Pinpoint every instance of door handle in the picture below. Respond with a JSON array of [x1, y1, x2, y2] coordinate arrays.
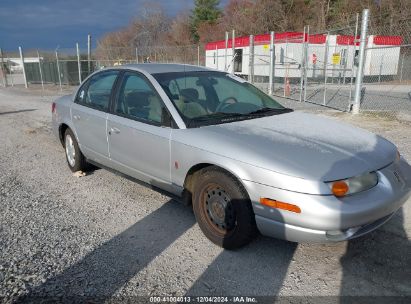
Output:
[[73, 115, 80, 120], [108, 127, 120, 135]]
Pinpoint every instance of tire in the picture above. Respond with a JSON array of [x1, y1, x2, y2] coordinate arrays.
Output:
[[64, 128, 88, 172], [192, 166, 257, 249]]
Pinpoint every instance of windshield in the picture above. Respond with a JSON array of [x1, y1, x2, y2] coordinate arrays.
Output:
[[152, 71, 292, 127]]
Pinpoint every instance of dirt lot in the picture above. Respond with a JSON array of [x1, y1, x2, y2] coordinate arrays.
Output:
[[0, 86, 410, 302]]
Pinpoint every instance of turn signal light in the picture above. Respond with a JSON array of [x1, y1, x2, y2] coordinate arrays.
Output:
[[260, 198, 301, 213], [331, 181, 349, 197]]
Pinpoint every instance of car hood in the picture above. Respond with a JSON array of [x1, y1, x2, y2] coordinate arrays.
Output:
[[187, 112, 396, 181]]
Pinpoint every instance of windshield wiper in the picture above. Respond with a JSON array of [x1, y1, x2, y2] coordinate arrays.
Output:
[[188, 112, 246, 127], [247, 107, 293, 116]]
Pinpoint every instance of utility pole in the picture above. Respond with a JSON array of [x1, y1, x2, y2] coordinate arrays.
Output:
[[19, 47, 28, 88], [224, 31, 228, 71], [231, 30, 235, 75], [87, 34, 91, 75], [269, 31, 275, 95], [76, 43, 82, 84], [352, 9, 369, 114], [37, 50, 44, 90], [248, 35, 254, 83]]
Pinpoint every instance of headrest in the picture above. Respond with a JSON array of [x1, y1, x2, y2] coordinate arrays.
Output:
[[126, 91, 150, 107], [180, 88, 199, 101]]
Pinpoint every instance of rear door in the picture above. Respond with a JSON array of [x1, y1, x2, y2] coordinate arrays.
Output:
[[71, 70, 119, 165], [107, 71, 173, 189]]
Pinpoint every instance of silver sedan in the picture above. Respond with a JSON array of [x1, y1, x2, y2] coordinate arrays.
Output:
[[52, 64, 411, 249]]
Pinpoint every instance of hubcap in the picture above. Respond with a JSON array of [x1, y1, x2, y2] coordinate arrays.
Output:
[[203, 186, 236, 233], [65, 134, 76, 167]]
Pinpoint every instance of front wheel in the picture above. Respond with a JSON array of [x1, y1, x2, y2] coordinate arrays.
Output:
[[192, 167, 257, 249], [64, 128, 88, 172]]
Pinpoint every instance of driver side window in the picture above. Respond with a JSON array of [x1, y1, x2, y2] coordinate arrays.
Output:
[[115, 72, 166, 125]]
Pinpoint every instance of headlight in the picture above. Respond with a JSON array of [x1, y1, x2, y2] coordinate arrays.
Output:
[[327, 172, 378, 197]]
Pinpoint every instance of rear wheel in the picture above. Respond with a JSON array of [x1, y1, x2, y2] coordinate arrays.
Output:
[[192, 167, 257, 249], [64, 128, 88, 172]]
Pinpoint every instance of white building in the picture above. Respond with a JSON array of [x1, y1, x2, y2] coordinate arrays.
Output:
[[4, 57, 41, 72], [205, 32, 402, 79]]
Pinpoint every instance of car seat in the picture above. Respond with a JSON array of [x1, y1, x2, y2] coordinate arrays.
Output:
[[175, 88, 207, 118]]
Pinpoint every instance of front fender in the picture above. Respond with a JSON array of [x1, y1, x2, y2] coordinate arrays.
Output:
[[170, 138, 330, 195]]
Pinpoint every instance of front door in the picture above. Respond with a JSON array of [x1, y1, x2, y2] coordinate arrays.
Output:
[[107, 71, 172, 188]]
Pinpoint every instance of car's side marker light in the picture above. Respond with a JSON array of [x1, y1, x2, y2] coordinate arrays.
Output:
[[331, 181, 349, 197], [260, 198, 301, 213]]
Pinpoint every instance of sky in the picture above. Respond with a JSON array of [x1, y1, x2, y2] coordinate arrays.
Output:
[[0, 0, 227, 51]]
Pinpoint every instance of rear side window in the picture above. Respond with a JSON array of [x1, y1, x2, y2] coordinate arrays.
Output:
[[76, 71, 119, 111]]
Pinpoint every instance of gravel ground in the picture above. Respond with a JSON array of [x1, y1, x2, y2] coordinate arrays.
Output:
[[0, 86, 410, 303]]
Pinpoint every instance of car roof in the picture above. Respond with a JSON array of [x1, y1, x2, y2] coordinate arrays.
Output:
[[118, 63, 214, 74]]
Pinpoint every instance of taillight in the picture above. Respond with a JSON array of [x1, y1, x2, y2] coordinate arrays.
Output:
[[52, 102, 56, 114]]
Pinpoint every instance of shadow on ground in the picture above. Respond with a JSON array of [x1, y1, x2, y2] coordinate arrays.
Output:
[[186, 236, 297, 296], [19, 199, 195, 301], [0, 109, 37, 115], [340, 208, 411, 299], [18, 190, 409, 301]]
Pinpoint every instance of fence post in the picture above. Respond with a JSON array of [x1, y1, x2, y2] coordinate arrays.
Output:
[[0, 48, 7, 87], [378, 54, 384, 83], [231, 29, 235, 75], [19, 47, 28, 88], [352, 9, 369, 114], [197, 45, 200, 66], [283, 36, 289, 97], [249, 35, 254, 83], [269, 31, 275, 95], [87, 34, 91, 74], [349, 12, 359, 102], [8, 60, 14, 86], [224, 31, 228, 71], [55, 50, 62, 91], [136, 47, 139, 63], [323, 32, 330, 105], [303, 25, 310, 102], [215, 45, 219, 70], [37, 50, 44, 90], [76, 43, 82, 84], [399, 53, 405, 82], [299, 27, 306, 102]]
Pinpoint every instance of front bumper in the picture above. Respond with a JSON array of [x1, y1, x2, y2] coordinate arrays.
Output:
[[255, 210, 397, 242], [245, 157, 411, 242]]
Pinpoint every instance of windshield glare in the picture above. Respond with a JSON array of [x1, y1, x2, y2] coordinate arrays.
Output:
[[152, 71, 289, 127]]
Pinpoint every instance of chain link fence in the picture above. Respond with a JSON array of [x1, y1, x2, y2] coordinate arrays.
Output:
[[203, 11, 411, 119], [1, 9, 410, 119], [358, 18, 411, 118], [303, 20, 360, 112], [0, 44, 203, 91]]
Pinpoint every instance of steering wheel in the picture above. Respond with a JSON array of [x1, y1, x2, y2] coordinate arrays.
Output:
[[215, 97, 238, 112]]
